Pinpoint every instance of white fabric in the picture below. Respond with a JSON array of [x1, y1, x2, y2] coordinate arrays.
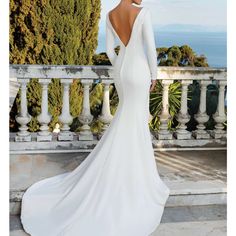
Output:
[[106, 7, 158, 80], [20, 6, 170, 236]]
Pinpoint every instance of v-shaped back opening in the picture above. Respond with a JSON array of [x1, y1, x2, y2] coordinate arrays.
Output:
[[107, 7, 144, 48]]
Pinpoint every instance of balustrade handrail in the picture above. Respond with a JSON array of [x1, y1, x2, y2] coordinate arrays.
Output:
[[9, 64, 227, 81], [9, 64, 227, 147]]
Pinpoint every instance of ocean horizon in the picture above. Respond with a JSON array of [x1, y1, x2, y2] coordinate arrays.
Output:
[[96, 31, 227, 68]]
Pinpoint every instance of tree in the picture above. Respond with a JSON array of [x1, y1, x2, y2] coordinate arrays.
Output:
[[157, 45, 209, 67], [10, 0, 101, 131]]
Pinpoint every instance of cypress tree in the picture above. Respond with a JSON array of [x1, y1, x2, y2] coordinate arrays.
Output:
[[10, 0, 101, 131]]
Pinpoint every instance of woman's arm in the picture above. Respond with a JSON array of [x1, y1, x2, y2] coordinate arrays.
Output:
[[106, 16, 118, 66], [142, 9, 158, 82]]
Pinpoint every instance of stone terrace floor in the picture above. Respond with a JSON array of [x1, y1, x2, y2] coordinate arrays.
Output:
[[10, 150, 227, 236], [156, 149, 226, 185]]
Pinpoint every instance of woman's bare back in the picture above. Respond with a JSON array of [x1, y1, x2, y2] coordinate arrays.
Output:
[[108, 5, 143, 47]]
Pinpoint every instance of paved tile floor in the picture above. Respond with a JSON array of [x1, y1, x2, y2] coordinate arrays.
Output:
[[151, 220, 226, 236], [10, 220, 226, 236], [155, 150, 226, 183]]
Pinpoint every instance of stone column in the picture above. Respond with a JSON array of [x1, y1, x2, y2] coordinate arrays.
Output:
[[156, 80, 173, 140], [212, 80, 227, 138], [15, 79, 32, 142], [78, 79, 94, 140], [192, 80, 211, 139], [98, 80, 114, 139], [58, 79, 73, 141], [174, 80, 192, 139], [37, 79, 52, 141]]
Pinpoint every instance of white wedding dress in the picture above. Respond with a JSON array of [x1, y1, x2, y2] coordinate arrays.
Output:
[[20, 6, 170, 236]]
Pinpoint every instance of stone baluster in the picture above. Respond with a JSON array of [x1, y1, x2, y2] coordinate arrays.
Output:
[[15, 79, 32, 142], [98, 80, 114, 139], [37, 79, 52, 141], [174, 80, 192, 139], [58, 79, 73, 141], [192, 80, 211, 139], [156, 80, 173, 140], [78, 79, 94, 140], [212, 80, 227, 138]]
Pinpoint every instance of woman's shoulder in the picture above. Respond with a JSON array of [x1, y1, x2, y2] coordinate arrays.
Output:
[[130, 6, 148, 16], [107, 5, 147, 17], [106, 6, 149, 26]]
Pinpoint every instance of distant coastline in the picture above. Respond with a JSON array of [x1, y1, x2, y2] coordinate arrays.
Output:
[[156, 24, 226, 33], [96, 24, 227, 68]]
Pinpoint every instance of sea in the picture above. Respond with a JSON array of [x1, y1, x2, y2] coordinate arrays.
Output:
[[96, 31, 227, 68]]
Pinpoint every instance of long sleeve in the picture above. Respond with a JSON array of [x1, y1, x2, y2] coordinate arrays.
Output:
[[142, 9, 158, 81], [106, 17, 118, 66]]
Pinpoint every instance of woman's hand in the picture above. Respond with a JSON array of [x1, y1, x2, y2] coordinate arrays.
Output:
[[149, 79, 157, 92]]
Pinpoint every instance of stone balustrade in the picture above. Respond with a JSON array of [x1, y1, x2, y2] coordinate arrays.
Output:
[[9, 64, 227, 152]]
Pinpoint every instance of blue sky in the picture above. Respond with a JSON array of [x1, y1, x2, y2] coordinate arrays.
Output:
[[101, 0, 226, 28]]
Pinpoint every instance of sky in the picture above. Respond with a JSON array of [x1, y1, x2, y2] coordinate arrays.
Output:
[[100, 0, 227, 28]]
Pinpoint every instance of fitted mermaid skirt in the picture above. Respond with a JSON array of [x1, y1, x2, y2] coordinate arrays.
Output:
[[20, 7, 170, 236]]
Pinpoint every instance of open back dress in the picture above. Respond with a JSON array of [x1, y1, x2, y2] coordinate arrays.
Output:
[[20, 6, 170, 236]]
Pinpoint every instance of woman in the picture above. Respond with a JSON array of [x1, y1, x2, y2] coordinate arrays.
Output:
[[20, 0, 170, 235]]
